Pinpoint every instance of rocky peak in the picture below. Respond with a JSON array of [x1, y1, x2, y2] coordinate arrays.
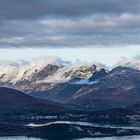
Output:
[[30, 64, 61, 81], [89, 68, 107, 81]]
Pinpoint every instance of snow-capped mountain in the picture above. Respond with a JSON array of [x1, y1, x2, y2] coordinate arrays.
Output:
[[2, 57, 140, 111], [28, 65, 140, 111], [0, 57, 105, 92], [0, 56, 63, 84]]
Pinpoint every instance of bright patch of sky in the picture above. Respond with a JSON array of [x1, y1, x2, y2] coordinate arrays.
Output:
[[0, 45, 140, 67]]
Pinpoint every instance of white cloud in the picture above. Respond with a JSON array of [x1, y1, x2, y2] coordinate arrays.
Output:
[[0, 37, 25, 45]]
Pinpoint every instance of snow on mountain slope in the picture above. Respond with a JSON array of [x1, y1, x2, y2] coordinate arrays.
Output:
[[1, 56, 140, 84], [38, 60, 101, 83], [0, 56, 64, 84], [1, 56, 140, 93], [0, 57, 103, 86]]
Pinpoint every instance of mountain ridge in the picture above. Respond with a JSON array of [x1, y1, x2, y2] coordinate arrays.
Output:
[[1, 59, 140, 111], [0, 87, 66, 116]]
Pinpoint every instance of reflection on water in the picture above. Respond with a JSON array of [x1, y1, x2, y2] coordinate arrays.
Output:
[[75, 135, 140, 140], [1, 136, 140, 140]]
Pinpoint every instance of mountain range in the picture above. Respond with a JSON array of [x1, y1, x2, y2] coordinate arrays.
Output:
[[1, 59, 140, 139], [1, 59, 140, 111]]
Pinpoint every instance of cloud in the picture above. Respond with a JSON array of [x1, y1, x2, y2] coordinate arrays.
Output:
[[133, 52, 140, 61], [113, 52, 140, 70], [0, 0, 140, 19], [0, 37, 25, 46], [0, 0, 140, 48]]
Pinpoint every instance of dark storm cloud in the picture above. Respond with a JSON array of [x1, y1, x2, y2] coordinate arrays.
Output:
[[0, 0, 140, 48], [0, 0, 140, 19]]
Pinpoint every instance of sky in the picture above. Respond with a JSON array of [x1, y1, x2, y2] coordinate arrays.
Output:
[[0, 0, 140, 66], [1, 46, 140, 67]]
